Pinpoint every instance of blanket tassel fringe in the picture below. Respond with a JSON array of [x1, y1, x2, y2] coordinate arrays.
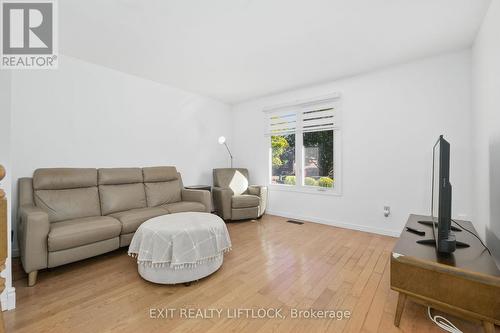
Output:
[[128, 247, 232, 270]]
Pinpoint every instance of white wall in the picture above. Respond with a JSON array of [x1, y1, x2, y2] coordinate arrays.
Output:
[[0, 71, 15, 310], [10, 55, 233, 254], [472, 0, 500, 263], [232, 51, 473, 236]]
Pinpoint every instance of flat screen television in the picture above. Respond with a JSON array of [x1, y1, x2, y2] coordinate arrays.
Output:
[[417, 135, 468, 254]]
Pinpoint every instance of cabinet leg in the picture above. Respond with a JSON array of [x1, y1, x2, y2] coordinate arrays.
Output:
[[28, 271, 38, 287], [394, 293, 406, 327], [483, 321, 495, 333]]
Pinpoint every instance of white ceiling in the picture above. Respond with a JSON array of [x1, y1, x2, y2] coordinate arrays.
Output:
[[60, 0, 491, 104]]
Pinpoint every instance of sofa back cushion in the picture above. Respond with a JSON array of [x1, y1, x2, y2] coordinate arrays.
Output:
[[98, 168, 147, 215], [33, 168, 101, 222], [143, 166, 182, 207], [213, 168, 249, 195]]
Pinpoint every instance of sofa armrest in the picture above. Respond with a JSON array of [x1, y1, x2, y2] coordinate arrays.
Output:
[[18, 205, 50, 273], [181, 189, 211, 213], [248, 185, 268, 217], [212, 187, 233, 220]]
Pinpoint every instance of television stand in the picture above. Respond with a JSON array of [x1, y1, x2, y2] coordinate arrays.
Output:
[[418, 220, 462, 232], [416, 238, 470, 248], [391, 214, 500, 333]]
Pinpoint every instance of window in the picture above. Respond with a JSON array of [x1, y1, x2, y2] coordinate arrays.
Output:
[[303, 130, 334, 188], [266, 94, 341, 193], [271, 133, 295, 185]]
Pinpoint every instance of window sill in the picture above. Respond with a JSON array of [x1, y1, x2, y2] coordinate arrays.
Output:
[[268, 184, 342, 196]]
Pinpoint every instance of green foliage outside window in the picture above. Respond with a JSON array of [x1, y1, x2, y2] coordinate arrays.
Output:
[[284, 176, 296, 185], [318, 177, 334, 188], [271, 134, 296, 184], [271, 136, 289, 167], [271, 131, 334, 188], [304, 177, 318, 186], [303, 130, 334, 180]]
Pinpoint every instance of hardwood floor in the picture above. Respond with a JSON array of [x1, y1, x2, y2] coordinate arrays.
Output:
[[4, 214, 498, 333]]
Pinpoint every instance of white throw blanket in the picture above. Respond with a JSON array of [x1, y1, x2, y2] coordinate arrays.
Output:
[[128, 212, 232, 269]]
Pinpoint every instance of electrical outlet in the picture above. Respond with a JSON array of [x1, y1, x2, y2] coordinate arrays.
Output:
[[384, 206, 390, 217]]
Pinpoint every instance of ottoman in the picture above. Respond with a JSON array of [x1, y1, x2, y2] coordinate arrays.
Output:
[[128, 212, 232, 284]]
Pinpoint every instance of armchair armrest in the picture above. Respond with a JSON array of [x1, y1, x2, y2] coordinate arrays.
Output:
[[18, 205, 50, 273], [181, 189, 211, 213], [212, 187, 234, 220], [248, 185, 268, 217], [247, 185, 267, 196]]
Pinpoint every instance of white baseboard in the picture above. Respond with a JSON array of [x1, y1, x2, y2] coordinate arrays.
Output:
[[1, 286, 16, 311], [266, 210, 401, 237], [11, 247, 19, 258]]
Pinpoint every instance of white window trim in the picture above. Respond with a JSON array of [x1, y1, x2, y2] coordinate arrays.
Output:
[[265, 93, 342, 196]]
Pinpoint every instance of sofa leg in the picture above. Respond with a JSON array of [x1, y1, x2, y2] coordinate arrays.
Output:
[[28, 271, 38, 287]]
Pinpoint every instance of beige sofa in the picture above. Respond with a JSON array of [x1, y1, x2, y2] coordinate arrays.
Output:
[[18, 166, 211, 286], [212, 168, 267, 221]]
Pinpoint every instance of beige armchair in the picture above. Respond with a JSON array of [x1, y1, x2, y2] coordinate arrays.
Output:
[[212, 168, 267, 221]]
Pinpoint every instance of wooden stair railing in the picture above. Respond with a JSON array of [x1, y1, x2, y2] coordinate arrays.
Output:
[[0, 164, 7, 333]]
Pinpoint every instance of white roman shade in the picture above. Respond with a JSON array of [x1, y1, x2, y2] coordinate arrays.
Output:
[[268, 111, 297, 135], [301, 105, 336, 133], [265, 93, 340, 136]]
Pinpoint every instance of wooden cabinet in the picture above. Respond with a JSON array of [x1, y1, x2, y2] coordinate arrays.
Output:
[[391, 214, 500, 333]]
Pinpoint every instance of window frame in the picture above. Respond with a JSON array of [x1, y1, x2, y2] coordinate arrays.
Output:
[[265, 94, 342, 196]]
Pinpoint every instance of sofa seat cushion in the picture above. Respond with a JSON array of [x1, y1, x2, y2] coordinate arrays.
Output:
[[48, 216, 121, 252], [110, 207, 168, 234], [232, 194, 260, 209], [162, 201, 206, 214]]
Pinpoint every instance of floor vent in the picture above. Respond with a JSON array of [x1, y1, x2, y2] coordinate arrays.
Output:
[[287, 220, 304, 225]]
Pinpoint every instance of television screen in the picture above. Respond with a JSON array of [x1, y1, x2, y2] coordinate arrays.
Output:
[[434, 135, 454, 253], [418, 135, 468, 253], [431, 139, 440, 224]]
